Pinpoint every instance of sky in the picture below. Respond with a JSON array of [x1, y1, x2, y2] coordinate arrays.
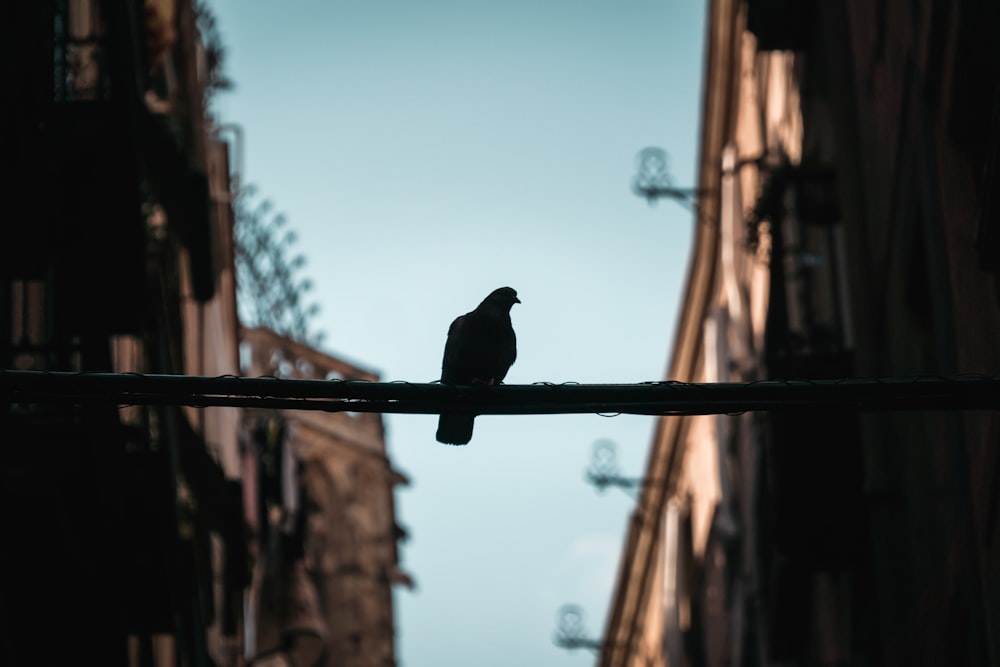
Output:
[[205, 2, 707, 665]]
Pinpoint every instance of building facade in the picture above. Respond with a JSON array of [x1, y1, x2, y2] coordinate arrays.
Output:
[[0, 3, 409, 666], [240, 327, 411, 667], [601, 1, 1000, 665], [2, 1, 248, 664]]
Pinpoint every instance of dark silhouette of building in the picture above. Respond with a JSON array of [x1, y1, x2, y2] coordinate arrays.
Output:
[[602, 1, 1000, 665], [2, 1, 244, 664], [0, 3, 409, 666]]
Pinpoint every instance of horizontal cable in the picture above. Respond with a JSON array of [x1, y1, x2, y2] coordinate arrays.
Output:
[[1, 369, 999, 415]]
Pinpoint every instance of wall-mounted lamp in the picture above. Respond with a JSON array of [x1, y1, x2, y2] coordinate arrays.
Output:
[[631, 147, 703, 210], [585, 440, 663, 498], [553, 604, 603, 654]]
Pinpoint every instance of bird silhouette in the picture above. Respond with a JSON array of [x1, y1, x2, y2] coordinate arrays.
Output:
[[436, 287, 520, 445]]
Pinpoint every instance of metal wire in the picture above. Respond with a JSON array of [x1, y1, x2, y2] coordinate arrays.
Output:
[[1, 369, 998, 415]]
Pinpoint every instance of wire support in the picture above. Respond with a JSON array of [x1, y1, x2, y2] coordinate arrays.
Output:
[[1, 370, 999, 415]]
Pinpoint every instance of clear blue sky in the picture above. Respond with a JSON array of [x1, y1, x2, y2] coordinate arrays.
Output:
[[206, 2, 707, 664]]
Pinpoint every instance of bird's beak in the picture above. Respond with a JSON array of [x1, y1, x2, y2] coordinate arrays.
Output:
[[515, 297, 521, 304]]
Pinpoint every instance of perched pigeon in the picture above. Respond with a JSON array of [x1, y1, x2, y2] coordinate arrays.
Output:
[[436, 287, 520, 445]]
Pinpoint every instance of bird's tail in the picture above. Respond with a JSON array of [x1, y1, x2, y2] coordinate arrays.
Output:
[[436, 414, 475, 445]]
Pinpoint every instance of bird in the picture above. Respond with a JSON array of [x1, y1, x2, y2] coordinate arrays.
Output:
[[436, 287, 520, 445]]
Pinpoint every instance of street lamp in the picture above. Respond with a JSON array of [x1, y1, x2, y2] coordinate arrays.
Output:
[[553, 604, 603, 654], [631, 146, 702, 210], [585, 439, 664, 498]]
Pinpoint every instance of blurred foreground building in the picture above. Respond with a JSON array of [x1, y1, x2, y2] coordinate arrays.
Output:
[[0, 2, 407, 665], [602, 1, 1000, 666]]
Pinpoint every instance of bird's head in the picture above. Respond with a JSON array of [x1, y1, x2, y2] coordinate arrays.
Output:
[[484, 286, 521, 310]]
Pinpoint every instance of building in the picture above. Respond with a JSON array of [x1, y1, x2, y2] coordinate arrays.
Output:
[[2, 0, 247, 664], [240, 327, 411, 667], [0, 2, 409, 666], [601, 1, 1000, 665]]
